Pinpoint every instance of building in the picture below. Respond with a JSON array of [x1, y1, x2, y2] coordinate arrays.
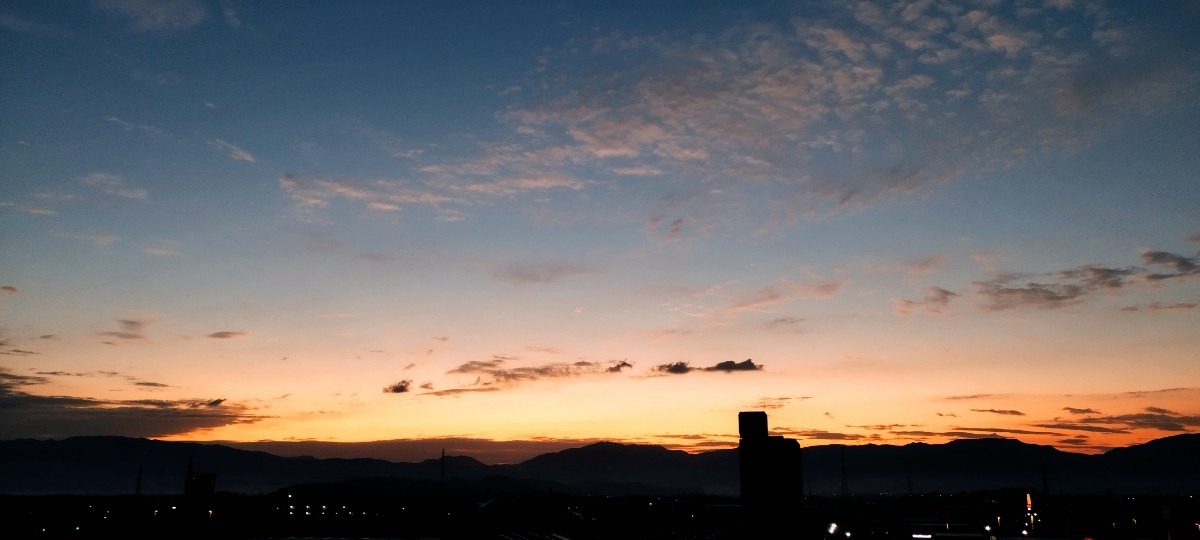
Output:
[[738, 411, 803, 511]]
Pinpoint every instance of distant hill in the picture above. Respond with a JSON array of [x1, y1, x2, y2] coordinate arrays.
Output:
[[1, 434, 1196, 496]]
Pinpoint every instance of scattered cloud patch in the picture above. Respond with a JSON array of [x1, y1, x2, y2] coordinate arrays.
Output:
[[973, 249, 1200, 312], [705, 359, 762, 372], [654, 359, 763, 375], [1030, 422, 1129, 434], [895, 286, 958, 316], [764, 316, 804, 330], [975, 264, 1135, 311], [134, 381, 170, 388], [1141, 250, 1200, 280], [278, 173, 462, 222], [0, 11, 68, 35], [771, 427, 880, 441], [92, 0, 207, 32], [1, 368, 262, 438], [207, 331, 246, 339], [80, 172, 148, 200], [432, 356, 630, 395], [750, 396, 812, 409], [101, 319, 147, 342], [383, 380, 412, 393], [1063, 407, 1100, 415], [607, 360, 633, 372], [944, 394, 1000, 400], [104, 116, 165, 137], [208, 138, 256, 163], [951, 426, 1062, 436], [424, 386, 503, 397], [901, 254, 951, 277], [1077, 406, 1200, 431], [491, 261, 596, 284], [1120, 301, 1198, 312], [20, 204, 56, 215], [970, 408, 1026, 416], [56, 232, 120, 247], [654, 362, 693, 374]]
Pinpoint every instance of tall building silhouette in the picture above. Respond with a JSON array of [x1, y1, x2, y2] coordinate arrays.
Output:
[[738, 411, 803, 512]]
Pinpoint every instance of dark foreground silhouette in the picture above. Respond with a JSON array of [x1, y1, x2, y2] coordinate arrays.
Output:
[[1, 417, 1197, 539], [3, 488, 1197, 540]]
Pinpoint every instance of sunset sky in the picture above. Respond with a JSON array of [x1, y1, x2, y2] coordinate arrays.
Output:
[[2, 0, 1198, 462]]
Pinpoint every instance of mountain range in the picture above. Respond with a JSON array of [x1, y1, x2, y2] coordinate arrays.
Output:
[[1, 434, 1196, 496]]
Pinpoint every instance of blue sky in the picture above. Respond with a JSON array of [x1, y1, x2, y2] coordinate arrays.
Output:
[[1, 0, 1198, 458]]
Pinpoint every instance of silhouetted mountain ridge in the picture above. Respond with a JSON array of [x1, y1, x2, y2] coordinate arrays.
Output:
[[1, 434, 1195, 496]]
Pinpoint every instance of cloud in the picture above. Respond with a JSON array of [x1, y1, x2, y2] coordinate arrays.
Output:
[[20, 205, 56, 215], [1030, 422, 1129, 434], [423, 386, 503, 397], [1141, 250, 1200, 280], [222, 5, 240, 28], [975, 264, 1136, 311], [79, 172, 148, 200], [0, 11, 68, 36], [764, 316, 804, 330], [654, 362, 693, 375], [1076, 406, 1200, 431], [208, 138, 256, 163], [751, 395, 812, 410], [970, 408, 1026, 416], [607, 360, 633, 372], [0, 368, 262, 438], [142, 246, 181, 257], [92, 0, 207, 32], [678, 279, 844, 322], [105, 116, 166, 138], [944, 394, 1001, 400], [490, 261, 596, 284], [383, 380, 412, 393], [55, 232, 120, 247], [895, 286, 958, 316], [433, 357, 630, 395], [413, 0, 1199, 236], [1, 349, 39, 356], [705, 359, 763, 372], [951, 427, 1062, 436], [101, 319, 147, 341], [206, 331, 246, 339], [1062, 407, 1100, 415], [1, 285, 15, 293], [974, 249, 1200, 312], [901, 254, 951, 277], [1120, 301, 1197, 312], [769, 427, 881, 441], [134, 381, 171, 388], [851, 424, 915, 432], [279, 173, 462, 222], [655, 359, 764, 374], [1123, 387, 1195, 397], [0, 368, 49, 390]]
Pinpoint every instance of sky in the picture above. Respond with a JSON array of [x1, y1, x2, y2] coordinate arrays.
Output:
[[1, 0, 1198, 462]]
